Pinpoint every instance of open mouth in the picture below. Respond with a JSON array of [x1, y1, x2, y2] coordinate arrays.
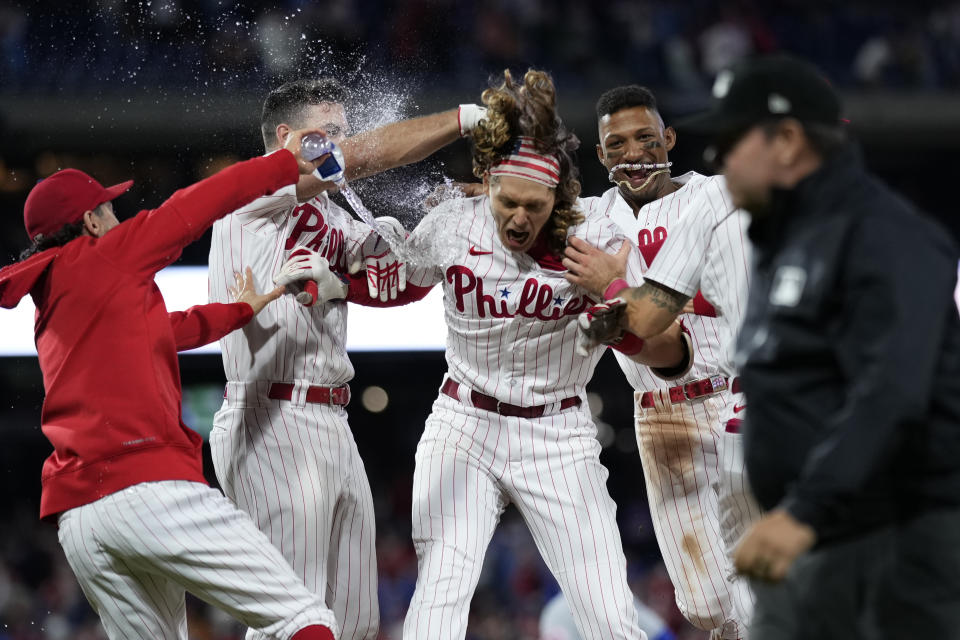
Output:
[[505, 228, 530, 248], [622, 167, 650, 183], [609, 161, 673, 191]]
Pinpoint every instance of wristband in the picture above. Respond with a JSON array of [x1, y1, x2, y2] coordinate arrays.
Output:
[[458, 104, 487, 137], [611, 331, 645, 356], [603, 278, 630, 300]]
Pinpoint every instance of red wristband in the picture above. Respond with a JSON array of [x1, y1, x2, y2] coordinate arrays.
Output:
[[604, 278, 630, 300], [611, 331, 645, 355]]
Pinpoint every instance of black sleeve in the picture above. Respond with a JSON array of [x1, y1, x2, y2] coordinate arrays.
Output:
[[781, 215, 958, 535]]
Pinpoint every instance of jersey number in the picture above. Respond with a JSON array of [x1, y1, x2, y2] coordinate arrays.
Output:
[[637, 226, 668, 266]]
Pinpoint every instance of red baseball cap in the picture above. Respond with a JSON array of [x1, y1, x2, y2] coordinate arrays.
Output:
[[23, 169, 133, 240]]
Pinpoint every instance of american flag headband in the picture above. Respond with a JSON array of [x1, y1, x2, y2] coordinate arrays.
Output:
[[488, 136, 561, 188]]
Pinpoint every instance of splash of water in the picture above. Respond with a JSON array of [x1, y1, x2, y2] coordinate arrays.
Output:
[[337, 179, 462, 269]]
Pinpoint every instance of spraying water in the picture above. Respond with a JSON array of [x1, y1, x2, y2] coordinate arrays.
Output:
[[340, 176, 462, 268], [302, 132, 459, 268]]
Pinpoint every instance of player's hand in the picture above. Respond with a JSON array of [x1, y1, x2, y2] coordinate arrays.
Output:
[[273, 248, 348, 307], [295, 173, 340, 203], [563, 236, 631, 298], [363, 217, 407, 302], [229, 267, 285, 315], [575, 297, 628, 356], [282, 127, 332, 175], [458, 104, 488, 137], [733, 509, 816, 582]]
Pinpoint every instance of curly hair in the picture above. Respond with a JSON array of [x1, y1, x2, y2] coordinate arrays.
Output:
[[471, 69, 582, 254], [19, 221, 85, 260]]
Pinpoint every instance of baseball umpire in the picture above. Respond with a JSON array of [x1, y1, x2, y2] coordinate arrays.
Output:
[[0, 131, 347, 640], [682, 54, 960, 638]]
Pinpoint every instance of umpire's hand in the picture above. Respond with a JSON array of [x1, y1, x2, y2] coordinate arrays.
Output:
[[734, 509, 816, 582]]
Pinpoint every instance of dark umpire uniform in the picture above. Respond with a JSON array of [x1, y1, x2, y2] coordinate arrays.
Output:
[[684, 55, 960, 639]]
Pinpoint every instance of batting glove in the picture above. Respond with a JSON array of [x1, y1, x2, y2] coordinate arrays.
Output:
[[362, 217, 409, 302], [575, 297, 629, 357], [273, 248, 348, 307], [458, 104, 488, 138]]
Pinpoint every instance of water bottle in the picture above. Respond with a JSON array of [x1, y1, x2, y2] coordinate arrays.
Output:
[[301, 133, 345, 183]]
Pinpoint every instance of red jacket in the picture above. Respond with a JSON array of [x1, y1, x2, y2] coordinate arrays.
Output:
[[0, 150, 300, 519]]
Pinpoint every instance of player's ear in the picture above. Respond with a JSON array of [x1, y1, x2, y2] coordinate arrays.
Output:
[[81, 209, 102, 237], [275, 123, 292, 150], [596, 143, 605, 164], [664, 126, 677, 152]]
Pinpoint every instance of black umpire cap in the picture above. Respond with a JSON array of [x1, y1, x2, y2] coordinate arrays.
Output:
[[679, 54, 842, 162]]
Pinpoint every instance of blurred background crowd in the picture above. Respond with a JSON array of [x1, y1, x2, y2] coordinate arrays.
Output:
[[4, 0, 960, 92], [1, 1, 959, 639]]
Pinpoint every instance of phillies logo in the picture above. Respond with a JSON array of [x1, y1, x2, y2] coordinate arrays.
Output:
[[637, 225, 667, 266], [446, 265, 594, 320], [284, 203, 346, 271]]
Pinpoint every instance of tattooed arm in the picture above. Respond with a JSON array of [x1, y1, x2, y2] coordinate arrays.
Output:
[[621, 280, 691, 339]]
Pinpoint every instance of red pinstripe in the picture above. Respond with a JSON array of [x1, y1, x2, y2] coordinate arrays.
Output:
[[209, 186, 385, 639], [212, 394, 378, 640], [403, 196, 643, 639], [58, 481, 339, 639], [582, 178, 756, 638]]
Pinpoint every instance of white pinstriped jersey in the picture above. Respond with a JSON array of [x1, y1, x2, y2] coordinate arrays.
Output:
[[579, 175, 728, 392], [405, 195, 644, 405], [209, 185, 374, 384], [641, 174, 752, 378]]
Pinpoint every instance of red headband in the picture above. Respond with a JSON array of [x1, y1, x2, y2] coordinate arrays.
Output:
[[489, 136, 560, 188]]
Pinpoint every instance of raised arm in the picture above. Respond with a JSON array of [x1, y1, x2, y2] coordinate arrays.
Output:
[[294, 107, 477, 202], [97, 129, 327, 278], [342, 108, 461, 180]]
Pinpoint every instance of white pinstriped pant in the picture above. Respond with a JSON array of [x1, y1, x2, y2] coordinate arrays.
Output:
[[713, 390, 764, 572], [634, 390, 754, 639], [211, 382, 378, 640], [403, 392, 647, 640], [57, 480, 339, 640]]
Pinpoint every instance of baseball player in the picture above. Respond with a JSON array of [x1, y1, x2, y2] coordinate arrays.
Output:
[[0, 134, 345, 640], [540, 591, 677, 640], [566, 86, 762, 639], [207, 78, 486, 640], [399, 69, 692, 640]]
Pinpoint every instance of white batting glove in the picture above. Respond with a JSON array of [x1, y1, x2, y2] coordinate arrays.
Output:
[[575, 297, 628, 356], [458, 104, 488, 138], [273, 248, 348, 307], [363, 216, 408, 302]]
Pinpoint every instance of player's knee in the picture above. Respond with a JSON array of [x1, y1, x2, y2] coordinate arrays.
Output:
[[338, 617, 378, 640], [675, 595, 729, 631]]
